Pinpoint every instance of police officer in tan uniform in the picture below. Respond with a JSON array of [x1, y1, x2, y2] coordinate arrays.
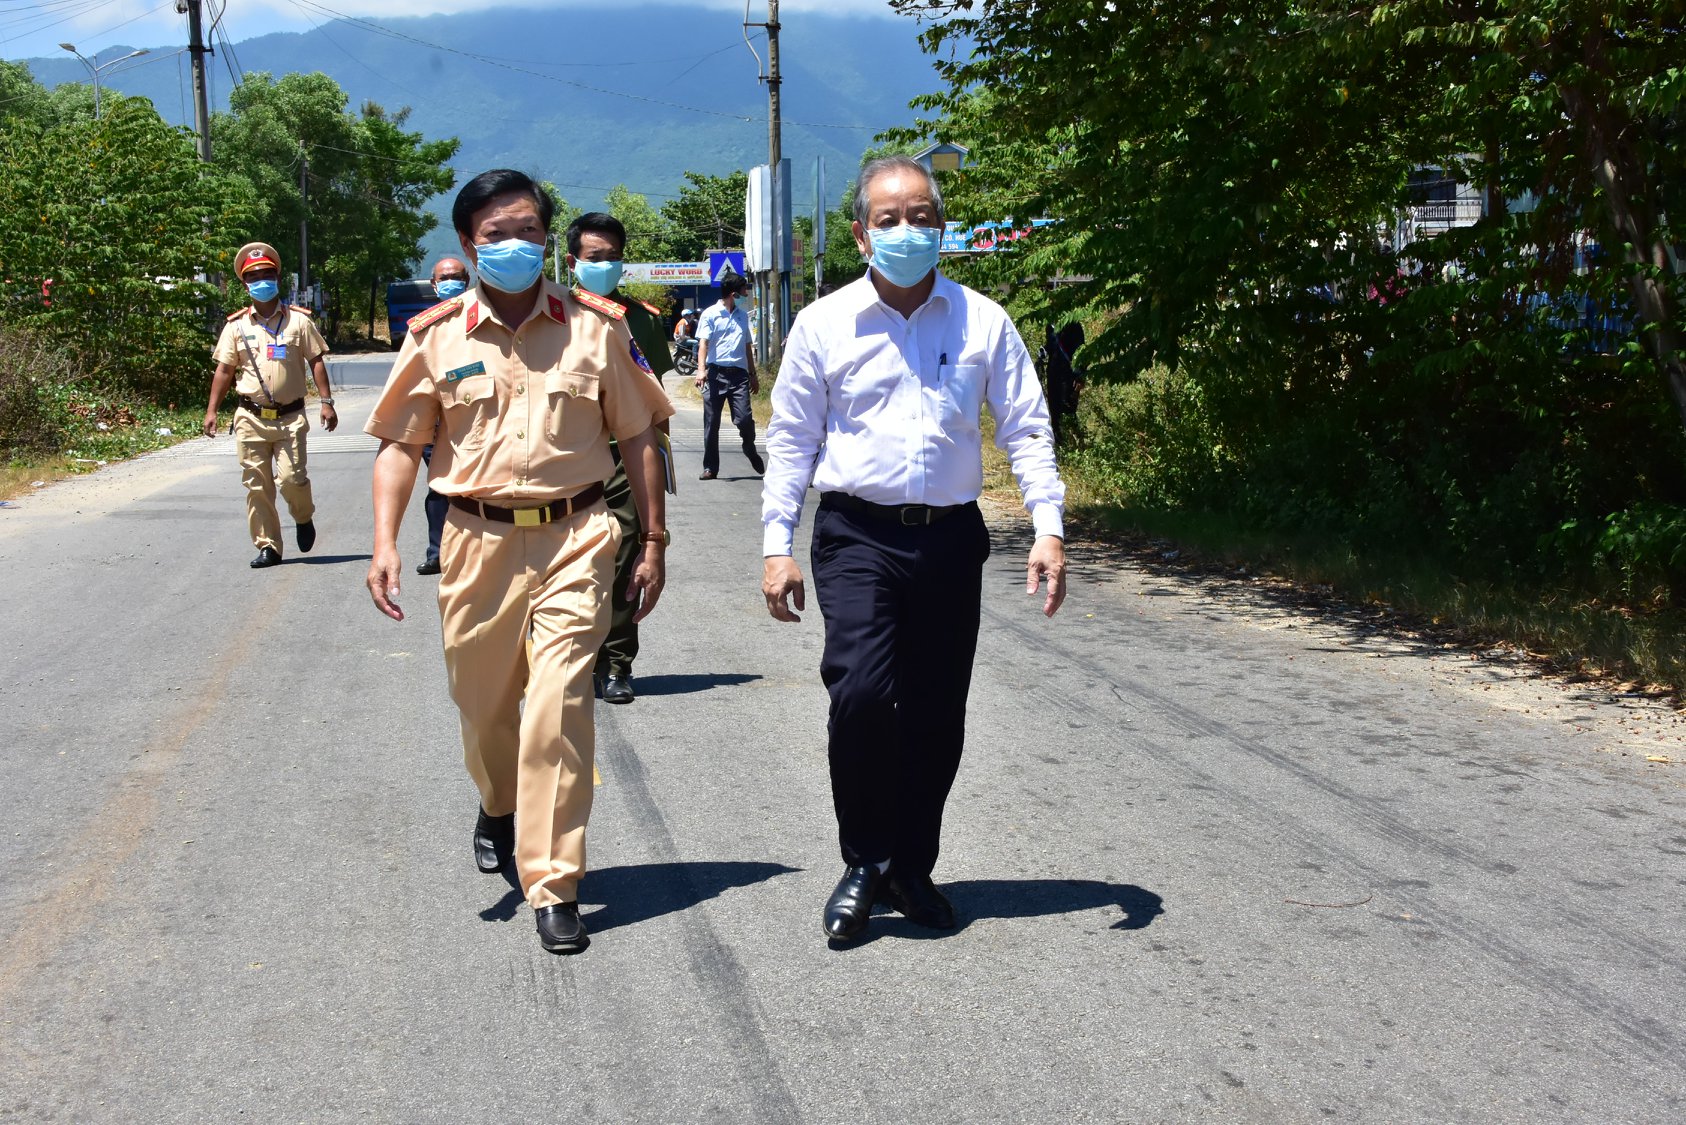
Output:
[[364, 170, 673, 955], [203, 242, 337, 568]]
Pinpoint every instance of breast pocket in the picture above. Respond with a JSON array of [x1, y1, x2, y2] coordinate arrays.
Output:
[[440, 373, 496, 452], [545, 370, 602, 443], [940, 362, 986, 433]]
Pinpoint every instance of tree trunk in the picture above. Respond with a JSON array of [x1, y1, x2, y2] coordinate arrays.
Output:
[[1560, 35, 1686, 436]]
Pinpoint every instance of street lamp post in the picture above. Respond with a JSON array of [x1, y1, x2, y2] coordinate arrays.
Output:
[[58, 44, 150, 120]]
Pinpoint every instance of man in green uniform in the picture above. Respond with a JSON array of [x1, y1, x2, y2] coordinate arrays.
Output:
[[565, 212, 675, 705]]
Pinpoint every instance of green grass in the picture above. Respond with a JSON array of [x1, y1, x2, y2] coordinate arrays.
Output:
[[2, 397, 205, 501]]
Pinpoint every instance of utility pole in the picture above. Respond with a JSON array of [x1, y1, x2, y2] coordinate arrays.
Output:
[[766, 0, 783, 358], [182, 0, 212, 160], [298, 147, 311, 301]]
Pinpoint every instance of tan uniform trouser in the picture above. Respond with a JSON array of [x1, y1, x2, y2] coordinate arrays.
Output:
[[234, 408, 313, 552], [438, 501, 617, 909]]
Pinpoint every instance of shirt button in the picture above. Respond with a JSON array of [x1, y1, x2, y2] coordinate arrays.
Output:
[[516, 430, 525, 439], [516, 385, 525, 395]]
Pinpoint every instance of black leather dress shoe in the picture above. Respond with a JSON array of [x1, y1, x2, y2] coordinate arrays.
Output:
[[473, 807, 514, 874], [698, 469, 717, 481], [747, 449, 765, 475], [536, 902, 589, 954], [878, 872, 956, 929], [823, 864, 886, 941], [250, 546, 282, 569], [296, 520, 316, 553], [415, 556, 441, 575], [602, 673, 634, 704]]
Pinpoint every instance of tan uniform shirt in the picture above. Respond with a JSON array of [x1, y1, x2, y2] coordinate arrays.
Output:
[[365, 279, 674, 503], [213, 307, 329, 403]]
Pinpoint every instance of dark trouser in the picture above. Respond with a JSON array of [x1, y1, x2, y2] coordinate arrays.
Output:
[[595, 455, 640, 677], [700, 363, 757, 473], [421, 443, 447, 563], [810, 496, 990, 877]]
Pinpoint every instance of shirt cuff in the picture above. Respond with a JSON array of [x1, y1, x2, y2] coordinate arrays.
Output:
[[1029, 503, 1065, 542], [762, 521, 795, 557]]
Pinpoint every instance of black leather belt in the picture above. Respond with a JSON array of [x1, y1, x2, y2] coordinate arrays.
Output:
[[449, 482, 606, 527], [820, 491, 967, 526], [238, 396, 304, 419]]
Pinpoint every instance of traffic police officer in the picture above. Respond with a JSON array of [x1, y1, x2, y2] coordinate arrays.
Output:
[[564, 211, 676, 705], [203, 241, 337, 568], [364, 170, 673, 955]]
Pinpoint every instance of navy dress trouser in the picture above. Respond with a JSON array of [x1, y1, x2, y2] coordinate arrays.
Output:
[[810, 496, 991, 877], [421, 443, 447, 563], [700, 364, 756, 474]]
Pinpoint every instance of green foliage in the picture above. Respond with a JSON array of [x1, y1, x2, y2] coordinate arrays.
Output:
[[211, 74, 459, 338], [660, 171, 748, 261], [893, 0, 1686, 609], [0, 98, 257, 402], [0, 326, 80, 457]]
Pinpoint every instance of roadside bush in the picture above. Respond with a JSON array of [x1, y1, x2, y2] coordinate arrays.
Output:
[[0, 327, 80, 458]]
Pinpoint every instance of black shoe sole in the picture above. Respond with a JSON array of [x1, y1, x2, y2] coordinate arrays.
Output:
[[539, 933, 590, 954]]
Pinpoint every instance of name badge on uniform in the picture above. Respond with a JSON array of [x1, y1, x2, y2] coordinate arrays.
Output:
[[267, 343, 287, 359], [445, 360, 485, 382]]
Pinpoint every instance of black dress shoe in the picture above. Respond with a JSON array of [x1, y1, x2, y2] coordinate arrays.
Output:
[[296, 520, 316, 553], [473, 807, 514, 874], [747, 449, 765, 475], [416, 556, 441, 575], [250, 546, 282, 569], [823, 864, 886, 941], [878, 872, 956, 929], [602, 673, 634, 704], [536, 902, 589, 953], [698, 469, 717, 480]]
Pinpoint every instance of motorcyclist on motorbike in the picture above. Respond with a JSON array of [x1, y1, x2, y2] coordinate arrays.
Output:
[[673, 308, 701, 377]]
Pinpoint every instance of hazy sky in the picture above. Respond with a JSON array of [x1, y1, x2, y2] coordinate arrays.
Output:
[[1, 0, 904, 64]]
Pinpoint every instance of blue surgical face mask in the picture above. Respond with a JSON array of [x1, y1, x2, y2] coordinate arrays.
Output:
[[472, 238, 545, 293], [573, 259, 623, 297], [245, 279, 279, 303], [867, 223, 942, 288], [434, 278, 467, 299]]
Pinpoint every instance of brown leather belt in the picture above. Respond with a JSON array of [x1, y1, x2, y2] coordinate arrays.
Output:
[[238, 396, 304, 420], [820, 491, 968, 526], [449, 482, 605, 527]]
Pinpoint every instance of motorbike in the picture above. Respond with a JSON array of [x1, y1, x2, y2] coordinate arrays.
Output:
[[673, 335, 699, 379]]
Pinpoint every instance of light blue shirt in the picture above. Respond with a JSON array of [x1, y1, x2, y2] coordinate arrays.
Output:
[[698, 300, 752, 368], [761, 273, 1065, 557]]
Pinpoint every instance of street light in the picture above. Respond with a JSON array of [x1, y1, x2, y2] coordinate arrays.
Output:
[[58, 44, 150, 120]]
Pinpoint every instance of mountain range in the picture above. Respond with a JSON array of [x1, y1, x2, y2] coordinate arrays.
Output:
[[21, 4, 946, 265]]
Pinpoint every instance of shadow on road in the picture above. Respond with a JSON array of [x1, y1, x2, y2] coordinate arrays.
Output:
[[478, 860, 800, 931], [832, 877, 1164, 949], [294, 553, 373, 566], [633, 672, 763, 696]]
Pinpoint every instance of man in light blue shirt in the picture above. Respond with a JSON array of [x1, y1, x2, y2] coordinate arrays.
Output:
[[693, 274, 764, 480], [761, 155, 1068, 944]]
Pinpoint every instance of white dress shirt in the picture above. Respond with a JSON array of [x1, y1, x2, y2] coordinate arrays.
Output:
[[762, 272, 1066, 557]]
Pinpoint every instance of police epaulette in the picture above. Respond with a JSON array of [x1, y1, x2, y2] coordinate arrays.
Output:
[[408, 295, 463, 334], [226, 305, 253, 322], [636, 298, 662, 317], [289, 304, 314, 317], [571, 288, 627, 320]]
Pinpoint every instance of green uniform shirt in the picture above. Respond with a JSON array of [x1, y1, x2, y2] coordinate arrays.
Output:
[[613, 290, 676, 380]]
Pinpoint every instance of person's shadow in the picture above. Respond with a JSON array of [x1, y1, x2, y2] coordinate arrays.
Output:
[[835, 878, 1164, 947], [295, 553, 372, 566], [479, 859, 798, 931], [632, 672, 761, 697]]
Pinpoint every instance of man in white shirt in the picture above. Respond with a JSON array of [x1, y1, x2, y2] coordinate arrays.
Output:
[[761, 155, 1068, 943], [693, 274, 764, 480]]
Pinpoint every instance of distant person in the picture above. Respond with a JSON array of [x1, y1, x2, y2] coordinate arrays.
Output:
[[202, 241, 337, 569], [1038, 321, 1085, 447], [694, 274, 763, 480], [364, 169, 673, 956], [761, 155, 1067, 943], [672, 307, 698, 341], [416, 256, 470, 576], [565, 211, 676, 705]]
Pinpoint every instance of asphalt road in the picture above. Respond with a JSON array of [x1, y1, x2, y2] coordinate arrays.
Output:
[[1, 353, 1682, 1123]]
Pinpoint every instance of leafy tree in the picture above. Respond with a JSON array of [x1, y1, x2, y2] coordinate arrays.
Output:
[[0, 98, 257, 400], [660, 171, 748, 261], [605, 184, 673, 263], [891, 0, 1685, 596], [0, 61, 54, 129]]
